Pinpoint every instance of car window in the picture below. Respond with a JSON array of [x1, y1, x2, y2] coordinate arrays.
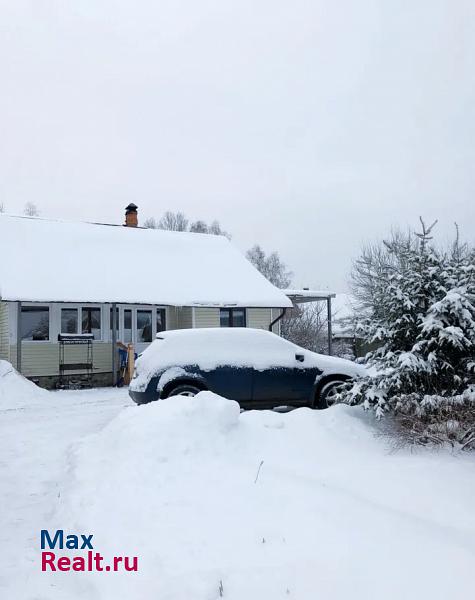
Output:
[[219, 331, 299, 367]]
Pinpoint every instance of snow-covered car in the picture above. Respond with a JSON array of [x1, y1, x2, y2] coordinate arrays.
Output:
[[129, 328, 365, 409]]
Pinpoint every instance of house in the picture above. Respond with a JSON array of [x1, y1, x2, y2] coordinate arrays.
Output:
[[0, 205, 292, 388]]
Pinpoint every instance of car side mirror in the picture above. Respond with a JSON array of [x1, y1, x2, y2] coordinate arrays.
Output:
[[295, 353, 305, 363]]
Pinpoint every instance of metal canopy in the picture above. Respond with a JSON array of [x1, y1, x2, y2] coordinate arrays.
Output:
[[284, 289, 336, 355], [284, 289, 336, 304]]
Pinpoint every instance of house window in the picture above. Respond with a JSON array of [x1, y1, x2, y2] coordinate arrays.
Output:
[[220, 308, 246, 327], [61, 308, 78, 334], [137, 310, 152, 343], [82, 307, 101, 340], [123, 309, 132, 343], [156, 308, 166, 334], [20, 306, 50, 341]]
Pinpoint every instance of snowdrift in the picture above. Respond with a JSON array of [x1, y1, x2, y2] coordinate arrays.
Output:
[[0, 360, 48, 408], [51, 392, 475, 600]]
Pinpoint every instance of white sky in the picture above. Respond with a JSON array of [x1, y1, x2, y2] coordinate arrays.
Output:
[[1, 0, 474, 291]]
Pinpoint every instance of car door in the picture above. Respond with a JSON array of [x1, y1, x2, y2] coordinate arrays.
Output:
[[252, 365, 298, 407], [251, 341, 321, 407], [204, 365, 254, 404]]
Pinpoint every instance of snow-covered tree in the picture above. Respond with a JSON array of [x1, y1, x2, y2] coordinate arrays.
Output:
[[344, 220, 475, 447]]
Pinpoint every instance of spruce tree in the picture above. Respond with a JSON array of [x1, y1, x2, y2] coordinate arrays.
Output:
[[345, 220, 475, 442]]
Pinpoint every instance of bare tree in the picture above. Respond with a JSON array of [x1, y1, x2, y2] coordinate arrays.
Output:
[[143, 217, 158, 229], [0, 202, 4, 213], [281, 303, 328, 352], [189, 220, 208, 233], [208, 220, 230, 239], [24, 202, 39, 217], [144, 211, 231, 238], [246, 244, 292, 289], [349, 228, 414, 316], [158, 211, 189, 232]]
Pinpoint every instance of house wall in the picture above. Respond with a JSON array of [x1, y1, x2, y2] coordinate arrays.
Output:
[[247, 308, 271, 330], [271, 308, 282, 335], [5, 302, 286, 383], [7, 302, 167, 379], [192, 307, 281, 333], [10, 342, 113, 377], [0, 301, 9, 362], [166, 307, 194, 329], [178, 307, 194, 329], [194, 307, 220, 328], [167, 307, 180, 330]]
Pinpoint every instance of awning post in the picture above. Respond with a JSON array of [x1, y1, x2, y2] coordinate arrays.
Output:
[[327, 297, 332, 355], [111, 303, 117, 386], [16, 301, 22, 373]]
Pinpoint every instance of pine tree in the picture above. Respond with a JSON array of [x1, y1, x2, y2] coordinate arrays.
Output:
[[345, 220, 475, 442]]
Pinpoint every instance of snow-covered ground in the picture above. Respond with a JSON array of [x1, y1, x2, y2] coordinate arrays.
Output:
[[1, 365, 475, 599], [0, 368, 130, 599]]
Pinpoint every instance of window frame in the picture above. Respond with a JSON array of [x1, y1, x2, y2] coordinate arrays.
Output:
[[59, 304, 104, 341], [220, 308, 247, 328], [156, 307, 166, 334], [136, 309, 153, 343], [107, 305, 167, 344], [20, 304, 51, 342], [60, 307, 80, 336], [81, 306, 102, 340]]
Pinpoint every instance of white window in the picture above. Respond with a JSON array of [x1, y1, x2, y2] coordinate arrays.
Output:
[[82, 307, 101, 340], [137, 310, 152, 343], [123, 309, 133, 343], [156, 308, 166, 333], [61, 308, 78, 334], [21, 306, 50, 341], [60, 306, 102, 340]]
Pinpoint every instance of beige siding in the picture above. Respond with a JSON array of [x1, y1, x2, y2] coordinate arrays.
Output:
[[194, 308, 220, 328], [247, 308, 273, 330], [0, 301, 9, 361], [161, 306, 192, 330], [10, 342, 113, 377], [270, 308, 282, 335], [176, 307, 193, 329], [166, 307, 180, 330]]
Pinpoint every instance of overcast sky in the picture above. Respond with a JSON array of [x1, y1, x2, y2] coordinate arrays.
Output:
[[1, 1, 474, 291]]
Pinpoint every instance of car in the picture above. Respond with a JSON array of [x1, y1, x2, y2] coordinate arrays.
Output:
[[128, 327, 366, 409]]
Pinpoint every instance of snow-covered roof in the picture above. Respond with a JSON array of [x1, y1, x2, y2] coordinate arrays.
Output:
[[0, 215, 292, 308], [285, 289, 336, 303]]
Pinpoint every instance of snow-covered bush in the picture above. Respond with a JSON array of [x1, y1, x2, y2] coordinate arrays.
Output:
[[343, 220, 475, 449]]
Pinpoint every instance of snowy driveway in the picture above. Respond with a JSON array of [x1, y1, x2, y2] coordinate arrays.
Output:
[[0, 387, 131, 598], [1, 384, 475, 600]]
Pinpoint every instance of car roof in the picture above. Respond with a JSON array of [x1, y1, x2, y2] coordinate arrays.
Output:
[[157, 327, 279, 342]]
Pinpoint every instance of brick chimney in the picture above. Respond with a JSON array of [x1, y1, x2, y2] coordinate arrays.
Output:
[[124, 203, 138, 227]]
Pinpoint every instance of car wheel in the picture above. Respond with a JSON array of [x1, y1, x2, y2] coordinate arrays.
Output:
[[316, 380, 345, 410], [167, 383, 202, 398]]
